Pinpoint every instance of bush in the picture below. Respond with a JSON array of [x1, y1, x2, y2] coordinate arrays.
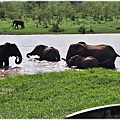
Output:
[[71, 15, 75, 21], [49, 24, 64, 32], [0, 8, 6, 18], [78, 25, 86, 34]]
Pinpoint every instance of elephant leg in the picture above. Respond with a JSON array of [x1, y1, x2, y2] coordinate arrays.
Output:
[[39, 57, 44, 61], [35, 58, 42, 61], [4, 59, 9, 66], [105, 60, 115, 69], [15, 24, 18, 29], [35, 56, 43, 61], [107, 63, 115, 69], [21, 24, 24, 29], [14, 24, 16, 28], [17, 24, 18, 29], [0, 61, 3, 67]]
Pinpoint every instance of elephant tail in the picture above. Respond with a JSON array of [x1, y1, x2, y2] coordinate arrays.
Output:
[[99, 59, 109, 67]]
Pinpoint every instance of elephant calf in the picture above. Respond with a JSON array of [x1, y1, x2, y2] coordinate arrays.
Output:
[[66, 42, 120, 69], [68, 55, 109, 69], [26, 44, 60, 62]]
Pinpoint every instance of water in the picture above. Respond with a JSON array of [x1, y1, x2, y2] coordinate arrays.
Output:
[[0, 34, 120, 76]]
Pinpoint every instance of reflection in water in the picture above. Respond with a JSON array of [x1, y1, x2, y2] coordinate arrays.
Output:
[[0, 34, 120, 77]]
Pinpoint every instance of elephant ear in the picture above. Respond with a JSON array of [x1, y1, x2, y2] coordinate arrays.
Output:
[[38, 45, 48, 54], [5, 42, 11, 48], [75, 55, 81, 62], [76, 43, 86, 52], [78, 42, 86, 45], [5, 42, 11, 45], [4, 42, 11, 55]]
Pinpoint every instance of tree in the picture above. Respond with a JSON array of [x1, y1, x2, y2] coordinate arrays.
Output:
[[0, 8, 6, 18]]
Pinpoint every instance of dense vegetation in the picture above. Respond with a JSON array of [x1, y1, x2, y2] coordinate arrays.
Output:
[[1, 1, 120, 34], [0, 68, 120, 118]]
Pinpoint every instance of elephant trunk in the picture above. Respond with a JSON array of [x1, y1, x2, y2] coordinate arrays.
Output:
[[26, 53, 32, 58], [26, 50, 39, 58], [66, 49, 74, 64], [15, 54, 22, 64]]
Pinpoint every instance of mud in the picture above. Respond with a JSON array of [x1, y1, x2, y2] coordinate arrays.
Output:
[[0, 67, 21, 78]]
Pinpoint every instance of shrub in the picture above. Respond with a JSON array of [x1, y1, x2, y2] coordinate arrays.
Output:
[[49, 24, 64, 32], [78, 25, 86, 34]]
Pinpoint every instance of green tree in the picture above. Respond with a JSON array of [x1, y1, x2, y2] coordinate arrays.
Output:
[[0, 8, 6, 18]]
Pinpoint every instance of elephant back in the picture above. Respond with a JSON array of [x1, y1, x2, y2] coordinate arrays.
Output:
[[44, 47, 60, 61]]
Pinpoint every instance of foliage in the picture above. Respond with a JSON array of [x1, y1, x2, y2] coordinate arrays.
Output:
[[78, 25, 86, 34], [1, 17, 120, 34], [0, 68, 120, 118], [1, 1, 120, 34], [49, 23, 64, 32], [0, 8, 6, 18], [1, 1, 120, 24]]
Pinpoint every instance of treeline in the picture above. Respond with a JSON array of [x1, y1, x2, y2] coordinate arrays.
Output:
[[0, 1, 120, 24]]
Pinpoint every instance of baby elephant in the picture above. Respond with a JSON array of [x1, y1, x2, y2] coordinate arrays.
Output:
[[68, 55, 109, 69]]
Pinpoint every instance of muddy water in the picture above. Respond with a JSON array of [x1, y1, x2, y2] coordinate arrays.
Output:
[[0, 34, 120, 77]]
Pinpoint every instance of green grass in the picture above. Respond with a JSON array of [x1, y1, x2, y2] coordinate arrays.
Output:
[[1, 18, 120, 34], [0, 68, 120, 118]]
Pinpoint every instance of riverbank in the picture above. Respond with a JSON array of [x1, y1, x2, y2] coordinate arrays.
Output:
[[0, 68, 120, 118], [1, 18, 120, 35]]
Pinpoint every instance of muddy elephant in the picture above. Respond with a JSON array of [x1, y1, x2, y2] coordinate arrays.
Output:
[[0, 42, 22, 67], [26, 44, 60, 62], [65, 42, 120, 69], [68, 55, 109, 69], [12, 20, 25, 29]]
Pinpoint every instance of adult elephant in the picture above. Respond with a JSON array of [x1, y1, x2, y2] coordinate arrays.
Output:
[[26, 44, 60, 62], [0, 42, 22, 67], [12, 20, 25, 29], [68, 55, 109, 69], [65, 42, 120, 69]]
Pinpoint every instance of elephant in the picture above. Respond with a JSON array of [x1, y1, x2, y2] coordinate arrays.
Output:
[[26, 44, 60, 62], [12, 20, 25, 29], [65, 42, 120, 69], [0, 42, 22, 67], [68, 55, 109, 69]]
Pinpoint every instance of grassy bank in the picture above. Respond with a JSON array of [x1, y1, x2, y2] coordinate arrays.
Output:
[[0, 68, 120, 118], [1, 18, 120, 35]]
